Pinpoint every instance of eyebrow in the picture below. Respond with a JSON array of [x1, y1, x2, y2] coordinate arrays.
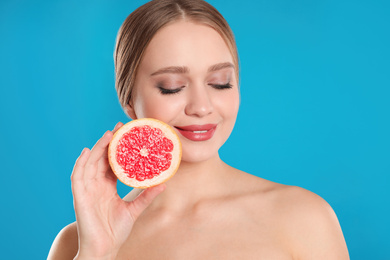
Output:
[[150, 62, 235, 76], [150, 66, 189, 76], [207, 62, 235, 73]]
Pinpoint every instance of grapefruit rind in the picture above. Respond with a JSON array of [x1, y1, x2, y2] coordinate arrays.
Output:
[[108, 118, 182, 188]]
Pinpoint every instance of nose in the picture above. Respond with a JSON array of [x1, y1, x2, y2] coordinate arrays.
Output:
[[184, 84, 213, 117]]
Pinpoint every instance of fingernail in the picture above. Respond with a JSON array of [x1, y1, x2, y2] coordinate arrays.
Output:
[[80, 148, 87, 156], [103, 130, 113, 139], [113, 122, 122, 130]]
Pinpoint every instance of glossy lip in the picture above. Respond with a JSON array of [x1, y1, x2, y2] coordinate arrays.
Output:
[[174, 124, 217, 141]]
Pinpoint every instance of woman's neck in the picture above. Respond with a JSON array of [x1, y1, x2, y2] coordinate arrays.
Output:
[[149, 154, 236, 212]]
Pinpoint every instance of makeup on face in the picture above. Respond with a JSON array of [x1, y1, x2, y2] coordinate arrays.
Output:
[[152, 66, 235, 95], [130, 21, 240, 163], [174, 124, 217, 141]]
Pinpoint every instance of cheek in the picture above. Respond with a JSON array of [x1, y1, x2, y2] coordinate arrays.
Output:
[[215, 89, 240, 120], [134, 92, 184, 122]]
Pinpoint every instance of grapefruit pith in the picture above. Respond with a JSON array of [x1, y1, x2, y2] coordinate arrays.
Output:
[[108, 118, 182, 188]]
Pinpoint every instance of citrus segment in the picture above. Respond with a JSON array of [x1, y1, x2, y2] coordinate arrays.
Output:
[[108, 118, 181, 188], [116, 125, 173, 181]]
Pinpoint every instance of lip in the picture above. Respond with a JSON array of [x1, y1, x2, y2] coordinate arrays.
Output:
[[174, 124, 217, 141]]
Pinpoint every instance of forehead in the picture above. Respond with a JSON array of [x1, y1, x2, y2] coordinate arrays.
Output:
[[139, 20, 233, 73]]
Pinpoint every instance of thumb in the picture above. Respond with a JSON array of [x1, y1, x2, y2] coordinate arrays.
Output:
[[127, 184, 166, 221]]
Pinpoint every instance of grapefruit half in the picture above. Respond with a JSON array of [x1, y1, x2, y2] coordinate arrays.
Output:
[[108, 118, 181, 188]]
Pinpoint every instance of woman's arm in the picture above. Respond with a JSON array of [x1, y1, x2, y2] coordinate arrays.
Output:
[[48, 123, 165, 260], [47, 223, 78, 260]]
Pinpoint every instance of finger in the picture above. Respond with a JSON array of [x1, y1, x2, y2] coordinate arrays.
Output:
[[91, 122, 124, 180], [84, 131, 113, 177], [71, 148, 91, 199], [71, 148, 90, 182], [112, 122, 124, 134], [104, 166, 118, 183], [100, 122, 124, 163], [127, 184, 166, 221]]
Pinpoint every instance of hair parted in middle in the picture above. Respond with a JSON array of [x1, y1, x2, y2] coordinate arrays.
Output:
[[114, 0, 239, 110]]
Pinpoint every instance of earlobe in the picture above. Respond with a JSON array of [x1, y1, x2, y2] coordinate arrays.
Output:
[[125, 103, 137, 120]]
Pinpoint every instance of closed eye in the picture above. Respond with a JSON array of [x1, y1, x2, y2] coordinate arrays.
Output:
[[210, 82, 233, 90], [158, 86, 184, 95]]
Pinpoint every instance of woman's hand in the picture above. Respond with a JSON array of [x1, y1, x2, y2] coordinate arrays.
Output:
[[71, 123, 165, 260]]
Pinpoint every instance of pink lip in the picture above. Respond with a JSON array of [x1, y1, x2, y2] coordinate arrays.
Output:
[[175, 124, 217, 141]]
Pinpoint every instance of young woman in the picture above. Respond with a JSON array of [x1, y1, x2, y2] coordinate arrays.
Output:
[[48, 0, 349, 259]]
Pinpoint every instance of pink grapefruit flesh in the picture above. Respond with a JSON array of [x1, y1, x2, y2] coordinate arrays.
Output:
[[108, 118, 181, 188]]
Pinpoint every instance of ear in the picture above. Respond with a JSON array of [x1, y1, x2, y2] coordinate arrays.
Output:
[[124, 103, 137, 120]]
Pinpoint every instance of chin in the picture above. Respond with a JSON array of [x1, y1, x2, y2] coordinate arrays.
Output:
[[180, 145, 219, 164], [179, 136, 228, 163], [176, 126, 233, 163]]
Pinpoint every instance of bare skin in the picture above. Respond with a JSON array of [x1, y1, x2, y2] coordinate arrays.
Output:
[[48, 20, 349, 259], [119, 159, 349, 259], [49, 153, 349, 259]]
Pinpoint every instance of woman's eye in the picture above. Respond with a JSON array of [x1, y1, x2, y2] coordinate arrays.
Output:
[[158, 86, 183, 95], [210, 82, 233, 90]]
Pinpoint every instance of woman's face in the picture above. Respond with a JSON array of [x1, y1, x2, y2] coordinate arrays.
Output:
[[128, 20, 240, 163]]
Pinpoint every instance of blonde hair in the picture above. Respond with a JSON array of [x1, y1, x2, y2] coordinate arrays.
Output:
[[114, 0, 239, 109]]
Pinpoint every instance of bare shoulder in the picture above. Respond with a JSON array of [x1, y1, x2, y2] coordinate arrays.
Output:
[[234, 171, 340, 223], [277, 185, 349, 259], [47, 222, 79, 260], [270, 184, 339, 226], [272, 185, 341, 233], [239, 172, 350, 260], [272, 184, 334, 215]]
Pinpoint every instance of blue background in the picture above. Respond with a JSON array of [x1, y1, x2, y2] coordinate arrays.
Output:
[[0, 0, 389, 259]]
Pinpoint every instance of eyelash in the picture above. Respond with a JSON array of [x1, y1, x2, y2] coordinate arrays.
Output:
[[158, 82, 232, 95], [158, 87, 182, 95], [211, 82, 233, 90]]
